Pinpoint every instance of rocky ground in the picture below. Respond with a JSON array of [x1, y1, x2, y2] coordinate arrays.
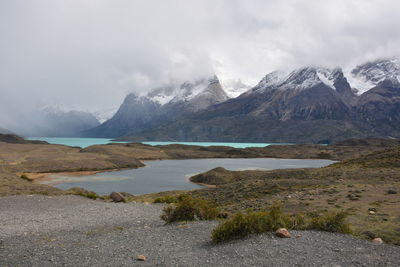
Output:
[[1, 195, 399, 266]]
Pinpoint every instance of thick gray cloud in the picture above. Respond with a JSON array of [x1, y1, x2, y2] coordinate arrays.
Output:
[[1, 0, 400, 132]]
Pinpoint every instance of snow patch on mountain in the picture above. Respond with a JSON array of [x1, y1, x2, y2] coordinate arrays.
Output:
[[256, 71, 289, 90], [250, 67, 339, 94], [344, 74, 375, 95], [170, 80, 211, 103], [247, 58, 399, 97], [316, 68, 336, 89], [146, 76, 227, 105], [147, 90, 175, 105], [347, 58, 400, 95], [40, 104, 75, 116], [92, 107, 119, 123], [222, 79, 251, 98]]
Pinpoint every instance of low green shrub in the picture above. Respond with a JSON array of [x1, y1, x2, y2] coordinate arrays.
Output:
[[75, 191, 98, 200], [66, 187, 99, 200], [211, 204, 351, 243], [308, 211, 351, 234], [212, 211, 267, 243], [212, 203, 307, 243], [161, 195, 220, 223], [153, 195, 178, 204]]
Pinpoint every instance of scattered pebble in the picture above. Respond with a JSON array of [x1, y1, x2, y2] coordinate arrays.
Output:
[[137, 254, 147, 261], [1, 195, 400, 266], [372, 238, 383, 244], [276, 228, 291, 238]]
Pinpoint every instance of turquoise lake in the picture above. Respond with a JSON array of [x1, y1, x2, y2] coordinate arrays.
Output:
[[28, 137, 282, 148], [41, 158, 335, 195]]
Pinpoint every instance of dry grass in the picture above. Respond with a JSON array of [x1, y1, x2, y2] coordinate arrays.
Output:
[[187, 148, 400, 244]]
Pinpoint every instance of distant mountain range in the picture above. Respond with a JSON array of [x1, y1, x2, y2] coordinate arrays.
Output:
[[83, 58, 400, 143], [0, 127, 14, 135], [38, 107, 100, 137], [8, 106, 101, 138], [4, 58, 397, 142]]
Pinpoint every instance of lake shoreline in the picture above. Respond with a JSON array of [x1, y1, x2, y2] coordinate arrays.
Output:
[[26, 165, 147, 185], [28, 137, 279, 149], [25, 157, 330, 185], [3, 137, 399, 197], [29, 158, 334, 195]]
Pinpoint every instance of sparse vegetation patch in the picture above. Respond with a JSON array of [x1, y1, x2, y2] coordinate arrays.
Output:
[[212, 204, 351, 243], [161, 195, 220, 223]]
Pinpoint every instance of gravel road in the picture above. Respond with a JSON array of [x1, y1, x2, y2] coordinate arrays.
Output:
[[1, 195, 399, 266]]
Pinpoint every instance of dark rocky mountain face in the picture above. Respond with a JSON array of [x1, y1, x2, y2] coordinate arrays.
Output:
[[355, 78, 400, 137], [85, 76, 228, 138], [124, 67, 364, 143], [196, 67, 355, 122], [87, 58, 400, 144], [85, 94, 161, 138], [249, 84, 351, 121]]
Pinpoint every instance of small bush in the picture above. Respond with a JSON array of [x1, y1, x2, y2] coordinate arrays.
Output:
[[154, 195, 178, 204], [161, 195, 220, 223], [308, 211, 351, 234], [76, 191, 99, 200], [20, 174, 31, 181], [66, 187, 99, 200], [212, 203, 307, 243], [212, 211, 267, 243]]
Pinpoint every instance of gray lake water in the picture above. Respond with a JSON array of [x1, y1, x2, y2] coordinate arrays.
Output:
[[42, 158, 335, 195]]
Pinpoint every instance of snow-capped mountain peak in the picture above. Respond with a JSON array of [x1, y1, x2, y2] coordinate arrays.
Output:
[[250, 66, 341, 94], [284, 67, 336, 89], [40, 104, 75, 115], [257, 70, 289, 89], [347, 58, 400, 95], [146, 75, 227, 106], [222, 79, 251, 98]]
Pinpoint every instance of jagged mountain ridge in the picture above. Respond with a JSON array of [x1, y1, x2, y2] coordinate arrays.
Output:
[[121, 66, 361, 143], [85, 76, 228, 138], [88, 58, 400, 143], [347, 58, 400, 95], [355, 77, 400, 137], [112, 59, 400, 143]]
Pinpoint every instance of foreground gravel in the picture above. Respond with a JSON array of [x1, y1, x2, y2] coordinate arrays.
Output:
[[1, 195, 399, 266]]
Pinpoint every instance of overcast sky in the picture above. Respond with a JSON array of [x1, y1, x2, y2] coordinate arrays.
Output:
[[1, 0, 400, 123]]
